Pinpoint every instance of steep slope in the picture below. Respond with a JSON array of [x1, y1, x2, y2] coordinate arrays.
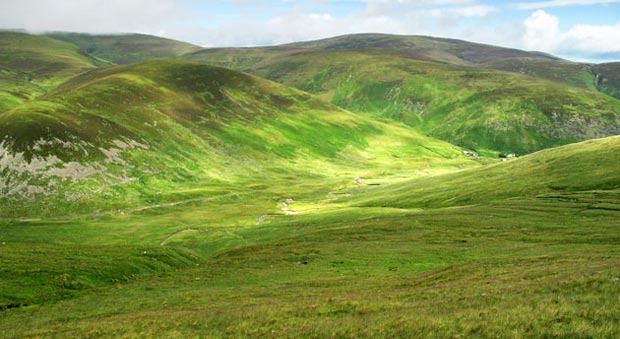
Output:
[[243, 49, 620, 154], [46, 32, 201, 64], [0, 59, 476, 217], [592, 62, 620, 99], [0, 31, 98, 111]]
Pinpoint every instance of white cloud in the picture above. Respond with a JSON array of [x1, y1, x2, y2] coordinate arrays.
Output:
[[511, 0, 620, 10], [366, 0, 478, 6], [365, 0, 478, 16], [178, 1, 501, 47], [193, 9, 419, 47], [427, 5, 499, 17], [522, 10, 560, 52], [0, 0, 183, 34], [520, 9, 620, 60], [563, 22, 620, 53]]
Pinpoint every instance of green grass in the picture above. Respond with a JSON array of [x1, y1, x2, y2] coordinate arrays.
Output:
[[0, 244, 200, 308], [482, 57, 598, 90], [353, 135, 620, 209], [0, 137, 619, 338]]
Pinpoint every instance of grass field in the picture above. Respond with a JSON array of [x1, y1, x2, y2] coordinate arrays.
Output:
[[1, 136, 619, 338]]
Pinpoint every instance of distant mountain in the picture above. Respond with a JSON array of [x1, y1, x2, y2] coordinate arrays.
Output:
[[0, 31, 98, 111], [35, 32, 614, 94], [281, 34, 605, 91], [282, 33, 561, 65], [45, 32, 201, 65], [482, 57, 598, 90], [182, 46, 303, 71]]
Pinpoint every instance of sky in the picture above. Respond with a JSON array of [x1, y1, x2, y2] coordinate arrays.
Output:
[[1, 0, 619, 62]]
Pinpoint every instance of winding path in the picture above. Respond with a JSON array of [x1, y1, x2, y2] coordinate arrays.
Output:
[[160, 228, 204, 246], [256, 198, 299, 225]]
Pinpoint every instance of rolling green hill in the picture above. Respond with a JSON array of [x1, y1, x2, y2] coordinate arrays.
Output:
[[241, 49, 620, 154], [40, 32, 605, 92], [0, 31, 98, 111], [176, 35, 620, 154], [0, 59, 477, 217], [45, 32, 201, 65], [31, 31, 614, 98], [6, 31, 612, 155], [355, 135, 620, 209]]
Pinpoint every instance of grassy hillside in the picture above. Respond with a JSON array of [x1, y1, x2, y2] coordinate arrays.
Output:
[[240, 49, 620, 154], [0, 59, 478, 217], [354, 135, 620, 209], [482, 57, 597, 90], [46, 32, 201, 65], [1, 137, 618, 338], [0, 31, 98, 111]]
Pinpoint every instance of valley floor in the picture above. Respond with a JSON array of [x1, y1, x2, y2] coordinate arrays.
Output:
[[1, 175, 619, 338]]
